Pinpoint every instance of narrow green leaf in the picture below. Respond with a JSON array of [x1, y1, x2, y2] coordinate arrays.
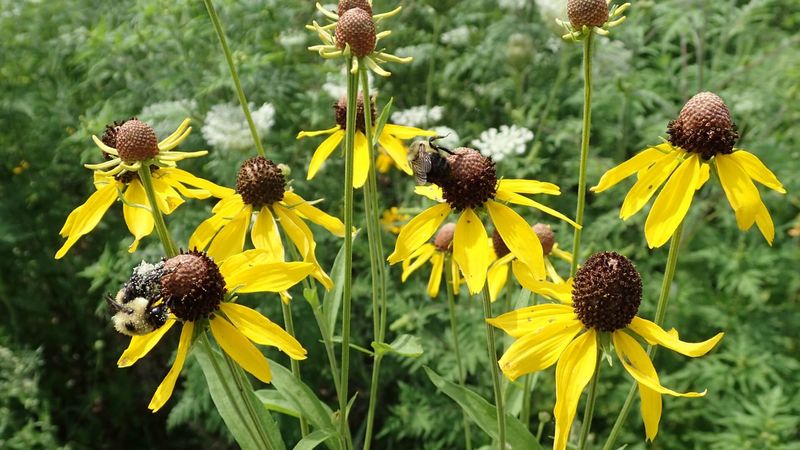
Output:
[[372, 97, 394, 145], [372, 334, 424, 358], [424, 367, 543, 450], [256, 389, 300, 418], [293, 428, 338, 450], [323, 236, 352, 337]]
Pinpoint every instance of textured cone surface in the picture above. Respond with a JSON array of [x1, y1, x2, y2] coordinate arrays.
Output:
[[161, 251, 226, 322], [440, 148, 497, 211], [115, 119, 159, 162], [668, 92, 738, 159], [236, 156, 286, 208], [533, 223, 555, 255], [334, 94, 375, 133], [101, 119, 139, 183], [337, 0, 372, 16], [434, 223, 456, 252], [492, 229, 510, 258], [567, 0, 609, 28], [335, 8, 376, 58], [572, 252, 642, 332]]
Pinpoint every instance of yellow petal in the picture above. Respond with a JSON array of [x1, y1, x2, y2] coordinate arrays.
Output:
[[282, 191, 345, 237], [148, 321, 194, 412], [497, 179, 561, 196], [714, 154, 761, 230], [644, 154, 701, 248], [353, 131, 370, 188], [628, 316, 724, 357], [494, 190, 580, 229], [620, 152, 681, 220], [498, 319, 583, 381], [754, 200, 775, 245], [307, 129, 344, 180], [511, 260, 572, 303], [592, 146, 668, 193], [375, 152, 393, 173], [545, 258, 565, 284], [207, 206, 251, 262], [388, 203, 451, 264], [427, 251, 445, 297], [401, 243, 435, 282], [188, 196, 245, 252], [696, 162, 710, 189], [226, 261, 315, 294], [274, 204, 332, 290], [55, 182, 118, 259], [123, 180, 155, 253], [150, 176, 185, 215], [296, 125, 340, 139], [382, 123, 437, 139], [218, 249, 276, 280], [157, 118, 191, 149], [414, 184, 444, 202], [487, 255, 513, 303], [209, 316, 272, 384], [730, 150, 786, 193], [553, 329, 597, 450], [251, 207, 284, 261], [220, 303, 307, 360], [117, 318, 177, 367], [453, 208, 489, 295], [160, 167, 235, 198], [487, 303, 576, 338], [378, 132, 413, 175], [487, 200, 549, 278]]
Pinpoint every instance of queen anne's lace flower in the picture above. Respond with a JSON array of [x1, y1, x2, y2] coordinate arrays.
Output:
[[202, 103, 275, 152], [391, 105, 444, 128], [470, 125, 534, 162]]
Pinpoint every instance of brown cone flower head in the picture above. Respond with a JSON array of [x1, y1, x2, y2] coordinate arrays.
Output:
[[337, 0, 372, 16], [492, 229, 510, 258], [235, 156, 286, 208], [334, 93, 376, 133], [533, 223, 555, 255], [572, 252, 642, 332], [440, 148, 497, 211], [101, 119, 143, 183], [567, 0, 609, 28], [335, 8, 376, 58], [115, 119, 160, 162], [434, 223, 456, 252], [667, 92, 738, 159], [160, 251, 227, 322]]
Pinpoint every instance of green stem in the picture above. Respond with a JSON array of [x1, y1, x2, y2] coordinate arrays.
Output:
[[360, 64, 389, 450], [601, 223, 684, 450], [446, 256, 473, 450], [281, 301, 309, 437], [138, 164, 178, 257], [202, 0, 266, 157], [224, 351, 274, 450], [577, 344, 601, 450], [570, 33, 594, 277], [482, 285, 506, 450]]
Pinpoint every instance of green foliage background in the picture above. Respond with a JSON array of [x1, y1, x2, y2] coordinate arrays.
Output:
[[1, 0, 798, 449]]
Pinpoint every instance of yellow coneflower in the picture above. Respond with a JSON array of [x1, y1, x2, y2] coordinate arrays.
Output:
[[592, 92, 785, 248], [490, 252, 724, 450], [401, 223, 462, 298], [189, 156, 345, 290], [380, 206, 409, 235], [56, 119, 227, 258]]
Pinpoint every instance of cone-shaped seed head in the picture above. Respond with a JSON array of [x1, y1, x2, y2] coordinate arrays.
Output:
[[337, 0, 372, 16], [160, 251, 226, 322], [533, 223, 555, 256], [567, 0, 609, 28], [115, 119, 160, 162], [440, 148, 497, 211], [335, 8, 376, 58], [235, 156, 286, 208], [434, 223, 456, 252], [667, 92, 738, 159], [572, 251, 642, 332]]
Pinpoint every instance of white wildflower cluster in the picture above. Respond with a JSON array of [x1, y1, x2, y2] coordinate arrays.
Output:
[[278, 30, 306, 50], [431, 126, 460, 148], [440, 26, 471, 47], [202, 102, 275, 152], [593, 40, 632, 79], [139, 99, 198, 139], [391, 105, 444, 128], [499, 0, 527, 11], [470, 125, 534, 162]]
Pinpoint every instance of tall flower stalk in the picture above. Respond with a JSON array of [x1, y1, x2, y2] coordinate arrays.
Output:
[[482, 285, 506, 449], [446, 255, 472, 450]]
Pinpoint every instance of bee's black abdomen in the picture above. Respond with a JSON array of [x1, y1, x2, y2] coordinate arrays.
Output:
[[426, 153, 451, 186]]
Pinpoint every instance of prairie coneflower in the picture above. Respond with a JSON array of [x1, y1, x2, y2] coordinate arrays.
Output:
[[189, 156, 345, 289], [592, 92, 786, 247], [389, 147, 579, 295], [489, 252, 724, 450], [296, 94, 435, 188], [56, 119, 228, 258], [115, 250, 315, 412], [401, 223, 462, 298]]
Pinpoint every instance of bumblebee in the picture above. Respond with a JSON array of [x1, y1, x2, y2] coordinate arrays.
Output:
[[408, 135, 454, 186], [107, 261, 169, 336]]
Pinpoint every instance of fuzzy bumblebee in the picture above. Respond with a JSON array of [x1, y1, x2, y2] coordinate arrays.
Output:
[[106, 261, 169, 336]]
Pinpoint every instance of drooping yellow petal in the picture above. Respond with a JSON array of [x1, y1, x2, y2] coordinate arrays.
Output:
[[498, 319, 584, 381], [494, 190, 580, 229], [511, 260, 573, 304], [207, 206, 251, 262], [55, 182, 118, 259], [117, 318, 177, 367], [274, 204, 332, 290], [157, 118, 191, 149], [219, 303, 307, 360], [251, 207, 284, 261], [296, 125, 340, 139], [696, 162, 710, 189], [282, 191, 345, 236], [487, 303, 576, 338], [414, 184, 444, 202], [401, 243, 436, 282], [644, 154, 701, 248], [730, 150, 786, 193], [209, 316, 271, 384], [388, 203, 451, 264], [453, 208, 489, 295], [122, 180, 155, 253], [487, 254, 514, 302], [592, 146, 669, 193], [553, 329, 597, 450], [620, 152, 681, 220], [150, 176, 184, 215], [427, 251, 445, 298], [218, 249, 275, 280], [353, 131, 370, 188], [375, 152, 393, 173], [160, 167, 235, 198], [628, 316, 724, 357], [715, 154, 761, 230], [188, 196, 246, 252], [306, 129, 344, 180], [382, 123, 436, 139], [754, 200, 775, 245], [226, 261, 315, 294], [545, 258, 565, 283], [496, 179, 561, 196], [378, 132, 413, 175], [487, 200, 548, 279], [148, 321, 194, 412]]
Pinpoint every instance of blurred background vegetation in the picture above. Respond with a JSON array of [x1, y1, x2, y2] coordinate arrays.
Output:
[[1, 0, 798, 449]]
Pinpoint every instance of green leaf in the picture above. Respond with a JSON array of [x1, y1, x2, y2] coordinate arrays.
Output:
[[323, 235, 352, 337], [256, 389, 300, 418], [194, 336, 286, 450], [373, 97, 394, 144], [293, 429, 338, 450], [424, 367, 543, 450], [372, 334, 424, 358]]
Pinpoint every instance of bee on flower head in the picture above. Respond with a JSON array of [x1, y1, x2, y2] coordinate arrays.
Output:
[[106, 261, 169, 336], [408, 135, 454, 186]]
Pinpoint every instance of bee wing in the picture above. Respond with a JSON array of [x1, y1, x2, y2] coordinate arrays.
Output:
[[411, 151, 432, 185]]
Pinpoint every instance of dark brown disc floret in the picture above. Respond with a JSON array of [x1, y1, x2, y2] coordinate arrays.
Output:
[[335, 8, 376, 58], [160, 251, 226, 322], [533, 223, 555, 256], [337, 0, 372, 16], [567, 0, 609, 28], [115, 119, 160, 162], [439, 148, 497, 211], [434, 223, 456, 252], [572, 251, 642, 332], [334, 94, 376, 134], [235, 156, 286, 208], [667, 92, 739, 159]]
